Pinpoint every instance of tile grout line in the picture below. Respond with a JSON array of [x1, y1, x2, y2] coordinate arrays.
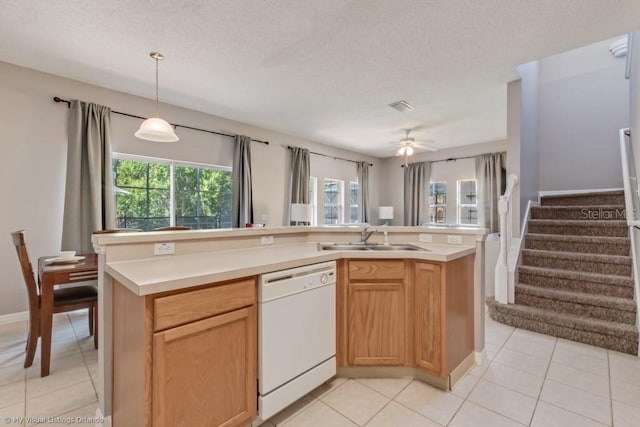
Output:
[[443, 324, 517, 426], [607, 350, 614, 426], [527, 336, 558, 426], [456, 328, 555, 426], [321, 378, 392, 426]]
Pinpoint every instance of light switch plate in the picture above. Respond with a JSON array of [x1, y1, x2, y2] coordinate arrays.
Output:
[[261, 235, 274, 245], [447, 235, 463, 245], [154, 242, 175, 255], [419, 234, 432, 243]]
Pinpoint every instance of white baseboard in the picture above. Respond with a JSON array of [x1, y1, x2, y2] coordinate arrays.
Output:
[[474, 350, 485, 366], [538, 188, 623, 198], [0, 311, 28, 325], [95, 408, 110, 427]]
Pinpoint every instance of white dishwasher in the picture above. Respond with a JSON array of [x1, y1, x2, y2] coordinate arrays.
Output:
[[258, 261, 336, 421]]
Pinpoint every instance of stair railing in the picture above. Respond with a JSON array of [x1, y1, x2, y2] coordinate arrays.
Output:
[[619, 128, 640, 355], [495, 174, 519, 304]]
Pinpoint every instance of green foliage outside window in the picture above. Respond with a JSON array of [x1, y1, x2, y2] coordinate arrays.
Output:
[[113, 157, 232, 231]]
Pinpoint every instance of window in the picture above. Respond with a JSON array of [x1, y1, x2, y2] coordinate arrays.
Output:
[[458, 180, 478, 225], [349, 181, 359, 223], [309, 176, 318, 226], [429, 182, 447, 224], [323, 178, 344, 224], [113, 154, 232, 231]]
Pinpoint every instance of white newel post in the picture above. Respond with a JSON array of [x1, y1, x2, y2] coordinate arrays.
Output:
[[495, 195, 509, 304]]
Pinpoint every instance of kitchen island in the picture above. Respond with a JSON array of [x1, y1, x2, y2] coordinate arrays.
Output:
[[92, 226, 487, 426]]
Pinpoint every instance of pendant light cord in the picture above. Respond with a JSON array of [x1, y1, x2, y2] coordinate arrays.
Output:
[[155, 55, 160, 117]]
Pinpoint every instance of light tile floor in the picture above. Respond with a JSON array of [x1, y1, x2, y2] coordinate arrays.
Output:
[[1, 312, 640, 426]]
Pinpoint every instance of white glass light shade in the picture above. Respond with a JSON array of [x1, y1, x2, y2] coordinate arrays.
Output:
[[397, 145, 414, 156], [290, 203, 312, 223], [379, 206, 394, 220], [135, 117, 179, 142]]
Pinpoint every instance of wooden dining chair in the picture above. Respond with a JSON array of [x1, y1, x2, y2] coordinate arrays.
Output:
[[10, 230, 98, 368], [153, 226, 191, 231]]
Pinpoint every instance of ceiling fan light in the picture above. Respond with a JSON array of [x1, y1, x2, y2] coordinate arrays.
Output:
[[397, 146, 406, 156], [406, 146, 414, 156], [135, 117, 179, 142]]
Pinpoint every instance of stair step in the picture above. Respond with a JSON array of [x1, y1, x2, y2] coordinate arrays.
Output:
[[524, 233, 630, 256], [527, 219, 628, 237], [540, 190, 625, 207], [521, 249, 632, 276], [515, 283, 636, 324], [517, 265, 634, 298], [487, 298, 638, 354], [530, 205, 626, 221]]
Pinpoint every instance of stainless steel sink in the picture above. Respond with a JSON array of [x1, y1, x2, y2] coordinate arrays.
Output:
[[318, 243, 428, 251]]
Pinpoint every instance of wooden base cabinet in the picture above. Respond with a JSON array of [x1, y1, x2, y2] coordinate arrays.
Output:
[[348, 282, 405, 365], [153, 307, 256, 427], [414, 256, 474, 378], [113, 278, 257, 427], [414, 262, 442, 375], [345, 260, 409, 366], [337, 256, 474, 381]]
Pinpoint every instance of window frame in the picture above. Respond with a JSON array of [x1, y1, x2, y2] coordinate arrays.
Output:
[[349, 181, 359, 223], [112, 152, 232, 230], [457, 179, 478, 225], [429, 181, 447, 224], [323, 178, 344, 225], [309, 176, 318, 226]]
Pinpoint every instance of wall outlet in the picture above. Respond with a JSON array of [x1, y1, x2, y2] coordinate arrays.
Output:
[[261, 235, 274, 245], [154, 242, 175, 255], [418, 234, 432, 243], [447, 235, 463, 245]]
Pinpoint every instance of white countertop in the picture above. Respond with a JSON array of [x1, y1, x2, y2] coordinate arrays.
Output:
[[106, 242, 475, 296]]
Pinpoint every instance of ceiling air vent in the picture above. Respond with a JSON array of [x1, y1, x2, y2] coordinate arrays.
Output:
[[388, 100, 414, 112]]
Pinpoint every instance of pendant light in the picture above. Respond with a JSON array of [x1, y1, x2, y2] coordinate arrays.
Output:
[[135, 52, 179, 142]]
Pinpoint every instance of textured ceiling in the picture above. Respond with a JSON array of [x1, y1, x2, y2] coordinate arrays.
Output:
[[1, 1, 639, 157]]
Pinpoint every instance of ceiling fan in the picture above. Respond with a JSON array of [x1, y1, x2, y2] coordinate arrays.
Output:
[[393, 129, 436, 165]]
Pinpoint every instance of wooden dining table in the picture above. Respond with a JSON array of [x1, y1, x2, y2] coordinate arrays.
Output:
[[37, 253, 98, 376]]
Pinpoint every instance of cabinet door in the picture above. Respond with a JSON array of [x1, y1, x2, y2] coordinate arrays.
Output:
[[153, 306, 256, 427], [414, 262, 442, 376], [348, 282, 405, 365]]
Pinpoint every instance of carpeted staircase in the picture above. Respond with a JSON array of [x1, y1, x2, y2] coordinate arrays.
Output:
[[488, 190, 639, 355]]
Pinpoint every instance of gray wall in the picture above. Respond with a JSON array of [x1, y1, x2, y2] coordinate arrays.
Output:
[[516, 61, 540, 225], [538, 38, 629, 191], [631, 31, 640, 172], [506, 79, 522, 234], [0, 61, 382, 315]]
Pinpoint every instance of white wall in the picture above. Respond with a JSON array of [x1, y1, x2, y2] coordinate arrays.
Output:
[[537, 37, 629, 191], [0, 61, 382, 315], [380, 140, 507, 225]]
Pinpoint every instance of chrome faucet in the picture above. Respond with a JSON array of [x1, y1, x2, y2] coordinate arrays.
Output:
[[360, 226, 376, 244]]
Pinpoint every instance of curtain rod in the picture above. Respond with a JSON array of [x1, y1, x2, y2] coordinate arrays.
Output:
[[400, 152, 504, 167], [286, 145, 373, 167], [53, 97, 269, 145]]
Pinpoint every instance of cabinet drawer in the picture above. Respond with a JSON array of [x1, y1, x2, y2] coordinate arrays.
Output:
[[348, 260, 405, 280], [154, 278, 256, 331]]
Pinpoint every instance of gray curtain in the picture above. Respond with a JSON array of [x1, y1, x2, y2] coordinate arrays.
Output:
[[289, 146, 310, 204], [62, 100, 116, 253], [232, 135, 254, 227], [475, 152, 506, 232], [403, 161, 431, 226], [357, 162, 370, 223]]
